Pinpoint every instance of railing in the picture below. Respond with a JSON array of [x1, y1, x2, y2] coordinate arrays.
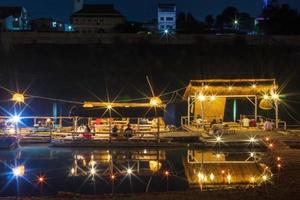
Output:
[[243, 115, 287, 130]]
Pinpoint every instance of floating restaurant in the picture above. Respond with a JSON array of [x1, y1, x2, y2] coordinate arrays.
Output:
[[181, 79, 286, 135]]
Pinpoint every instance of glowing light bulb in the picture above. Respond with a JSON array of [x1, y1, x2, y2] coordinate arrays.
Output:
[[197, 94, 206, 102], [277, 157, 281, 161], [111, 174, 115, 180], [228, 86, 233, 91], [216, 136, 222, 142], [164, 171, 169, 176], [252, 84, 257, 88], [250, 152, 254, 157], [263, 94, 269, 100], [216, 154, 221, 158], [210, 173, 215, 181], [107, 104, 112, 109], [250, 176, 255, 183], [127, 168, 133, 175], [262, 175, 268, 181], [12, 165, 25, 177], [210, 95, 216, 101]]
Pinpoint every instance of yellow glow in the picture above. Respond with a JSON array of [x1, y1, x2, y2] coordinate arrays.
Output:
[[250, 152, 254, 157], [90, 168, 96, 175], [13, 165, 25, 177], [12, 93, 25, 103], [164, 171, 169, 176], [227, 174, 232, 183], [263, 94, 269, 100], [252, 84, 257, 88], [216, 154, 221, 158], [197, 172, 205, 182], [149, 161, 162, 172], [127, 168, 133, 175], [107, 104, 112, 109], [277, 157, 281, 161], [228, 86, 233, 91], [83, 103, 94, 108], [216, 136, 222, 142], [111, 174, 115, 180], [150, 97, 162, 107], [210, 95, 216, 101], [262, 175, 268, 181], [209, 173, 215, 181], [9, 128, 15, 134], [250, 176, 255, 183], [71, 168, 75, 175], [271, 93, 279, 100], [197, 94, 206, 102], [204, 85, 209, 89]]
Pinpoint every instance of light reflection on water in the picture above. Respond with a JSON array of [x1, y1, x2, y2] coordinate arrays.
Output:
[[0, 145, 270, 196]]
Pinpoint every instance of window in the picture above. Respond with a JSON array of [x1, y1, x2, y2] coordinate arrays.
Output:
[[160, 17, 164, 21], [166, 17, 173, 21]]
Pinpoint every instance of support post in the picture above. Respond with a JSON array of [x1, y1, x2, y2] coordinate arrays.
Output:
[[254, 96, 258, 122], [275, 100, 279, 129], [187, 96, 191, 126]]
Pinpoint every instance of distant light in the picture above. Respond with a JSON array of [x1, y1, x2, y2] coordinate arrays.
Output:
[[221, 170, 225, 174], [164, 171, 169, 176], [228, 86, 233, 91], [71, 168, 75, 175], [111, 174, 115, 180], [252, 84, 257, 88], [164, 29, 169, 34], [277, 164, 282, 169], [216, 153, 221, 158], [37, 176, 46, 184], [12, 93, 25, 103], [250, 176, 255, 183], [204, 85, 209, 89], [263, 94, 269, 100], [210, 173, 215, 181], [234, 20, 239, 25], [265, 137, 270, 141], [143, 149, 147, 154], [269, 143, 274, 148], [12, 165, 25, 177], [250, 152, 255, 157], [276, 157, 281, 161], [127, 168, 133, 175], [46, 118, 51, 123]]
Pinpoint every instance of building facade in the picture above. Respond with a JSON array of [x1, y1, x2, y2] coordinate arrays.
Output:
[[31, 18, 65, 32], [0, 6, 29, 31], [157, 4, 176, 33], [71, 0, 125, 33]]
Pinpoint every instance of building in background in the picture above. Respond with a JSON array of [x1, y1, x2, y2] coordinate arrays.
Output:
[[0, 6, 29, 31], [157, 4, 176, 33], [31, 18, 65, 32], [71, 0, 125, 33]]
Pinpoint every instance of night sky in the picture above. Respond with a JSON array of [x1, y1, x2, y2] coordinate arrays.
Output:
[[0, 0, 300, 22]]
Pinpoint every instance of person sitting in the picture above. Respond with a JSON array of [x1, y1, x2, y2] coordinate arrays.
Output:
[[210, 119, 217, 128], [83, 125, 92, 140], [111, 125, 119, 138], [124, 124, 133, 140]]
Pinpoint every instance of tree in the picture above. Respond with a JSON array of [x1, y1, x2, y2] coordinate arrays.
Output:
[[205, 15, 215, 28], [260, 3, 300, 34], [176, 12, 204, 34]]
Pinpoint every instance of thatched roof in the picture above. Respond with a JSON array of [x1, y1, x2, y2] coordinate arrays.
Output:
[[183, 79, 277, 99]]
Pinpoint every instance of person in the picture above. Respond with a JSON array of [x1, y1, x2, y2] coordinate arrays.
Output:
[[210, 119, 217, 128], [124, 124, 133, 140], [111, 125, 118, 138], [195, 115, 202, 127], [83, 125, 92, 140]]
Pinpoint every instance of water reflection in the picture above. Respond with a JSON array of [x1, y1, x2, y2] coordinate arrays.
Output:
[[184, 149, 272, 189], [0, 146, 272, 196]]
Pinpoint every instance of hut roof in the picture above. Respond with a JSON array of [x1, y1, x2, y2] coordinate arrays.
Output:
[[183, 79, 277, 99]]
